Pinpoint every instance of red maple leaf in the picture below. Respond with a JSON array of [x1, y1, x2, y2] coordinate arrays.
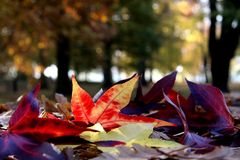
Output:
[[0, 84, 92, 159], [71, 74, 175, 130]]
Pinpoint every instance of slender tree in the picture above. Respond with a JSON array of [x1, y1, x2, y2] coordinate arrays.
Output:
[[117, 0, 160, 85], [209, 0, 240, 92]]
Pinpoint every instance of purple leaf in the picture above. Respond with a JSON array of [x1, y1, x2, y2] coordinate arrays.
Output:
[[148, 90, 188, 127], [9, 84, 40, 128], [183, 132, 213, 148], [186, 80, 234, 133], [163, 92, 188, 132], [121, 72, 177, 115], [142, 71, 177, 103], [0, 133, 64, 160], [120, 101, 146, 115], [163, 92, 213, 148]]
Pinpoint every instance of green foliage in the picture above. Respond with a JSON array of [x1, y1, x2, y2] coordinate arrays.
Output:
[[0, 0, 208, 81], [115, 0, 161, 70], [71, 41, 99, 72], [154, 0, 205, 74]]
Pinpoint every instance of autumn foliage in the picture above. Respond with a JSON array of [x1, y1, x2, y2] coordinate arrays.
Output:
[[0, 72, 238, 159]]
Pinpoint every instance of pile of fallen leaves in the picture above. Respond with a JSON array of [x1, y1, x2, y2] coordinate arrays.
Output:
[[1, 72, 240, 160]]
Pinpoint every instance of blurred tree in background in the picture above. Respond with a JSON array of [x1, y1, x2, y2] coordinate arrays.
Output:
[[113, 0, 205, 83], [156, 1, 205, 76], [116, 0, 160, 85], [0, 0, 119, 93], [209, 0, 240, 92], [0, 0, 212, 96]]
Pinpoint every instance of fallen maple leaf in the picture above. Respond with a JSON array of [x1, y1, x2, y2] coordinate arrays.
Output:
[[143, 71, 177, 104], [150, 80, 235, 134], [8, 84, 92, 141], [186, 80, 234, 133], [81, 123, 181, 153], [41, 93, 72, 120], [0, 133, 65, 160], [121, 71, 177, 115], [163, 92, 214, 149], [0, 84, 92, 159], [147, 89, 189, 128], [71, 74, 174, 130]]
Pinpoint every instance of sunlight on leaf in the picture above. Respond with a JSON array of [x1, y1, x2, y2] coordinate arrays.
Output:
[[81, 123, 181, 153], [71, 74, 174, 130]]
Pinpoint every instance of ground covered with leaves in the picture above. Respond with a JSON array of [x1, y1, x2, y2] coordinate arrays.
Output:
[[1, 72, 240, 160]]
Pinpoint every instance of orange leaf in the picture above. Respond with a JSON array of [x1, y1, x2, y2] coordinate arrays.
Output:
[[92, 74, 138, 123], [71, 76, 95, 124], [71, 74, 175, 130]]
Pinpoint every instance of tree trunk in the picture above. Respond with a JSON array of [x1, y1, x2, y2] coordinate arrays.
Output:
[[55, 34, 71, 95], [209, 0, 240, 92], [137, 58, 147, 86], [102, 40, 113, 88], [39, 49, 48, 89], [12, 75, 18, 92], [203, 54, 209, 83]]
